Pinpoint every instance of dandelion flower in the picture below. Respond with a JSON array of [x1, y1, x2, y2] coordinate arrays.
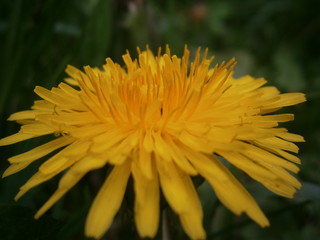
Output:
[[0, 46, 306, 239]]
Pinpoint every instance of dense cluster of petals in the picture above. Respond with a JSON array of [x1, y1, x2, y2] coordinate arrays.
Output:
[[0, 46, 305, 239]]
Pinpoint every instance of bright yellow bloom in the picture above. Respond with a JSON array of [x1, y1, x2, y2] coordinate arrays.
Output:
[[0, 46, 306, 239]]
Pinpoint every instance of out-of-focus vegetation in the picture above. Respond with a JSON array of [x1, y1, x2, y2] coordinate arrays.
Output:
[[0, 0, 319, 239]]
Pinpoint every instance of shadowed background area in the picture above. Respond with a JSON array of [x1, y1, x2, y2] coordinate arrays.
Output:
[[0, 0, 319, 239]]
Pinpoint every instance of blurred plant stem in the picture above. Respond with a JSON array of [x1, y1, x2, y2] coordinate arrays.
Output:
[[162, 209, 170, 240]]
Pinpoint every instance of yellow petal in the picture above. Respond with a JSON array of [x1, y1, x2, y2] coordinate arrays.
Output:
[[57, 82, 80, 98], [263, 93, 306, 109], [107, 132, 139, 165], [60, 140, 91, 157], [69, 124, 111, 139], [249, 114, 294, 127], [2, 162, 30, 178], [219, 149, 301, 189], [218, 151, 277, 180], [64, 77, 79, 86], [51, 112, 99, 125], [255, 137, 299, 153], [221, 152, 297, 197], [191, 153, 269, 227], [256, 161, 301, 189], [132, 160, 159, 238], [185, 149, 228, 181], [31, 100, 55, 111], [15, 171, 57, 200], [231, 77, 267, 93], [35, 156, 106, 219], [0, 133, 37, 146], [243, 143, 300, 173], [252, 174, 297, 198], [143, 129, 155, 152], [91, 129, 128, 153], [276, 132, 305, 142], [156, 159, 205, 240], [268, 148, 301, 164], [9, 137, 73, 163], [166, 138, 197, 175], [20, 123, 54, 135], [38, 141, 90, 175], [39, 156, 70, 174], [8, 110, 36, 121], [258, 86, 280, 98], [85, 161, 131, 239], [180, 212, 206, 240], [207, 127, 236, 143], [136, 147, 153, 179], [178, 130, 212, 153], [153, 131, 172, 161], [34, 86, 75, 106], [65, 65, 94, 91]]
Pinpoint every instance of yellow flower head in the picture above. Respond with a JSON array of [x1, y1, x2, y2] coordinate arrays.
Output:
[[0, 46, 306, 239]]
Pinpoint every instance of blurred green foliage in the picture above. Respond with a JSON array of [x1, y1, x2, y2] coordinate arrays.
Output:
[[0, 0, 319, 239]]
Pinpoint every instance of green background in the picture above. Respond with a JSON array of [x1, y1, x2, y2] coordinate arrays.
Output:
[[0, 0, 319, 239]]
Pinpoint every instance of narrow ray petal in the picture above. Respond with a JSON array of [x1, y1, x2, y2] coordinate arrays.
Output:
[[85, 160, 131, 239], [35, 156, 106, 219], [9, 137, 73, 163], [157, 158, 205, 239], [188, 151, 269, 227], [132, 160, 160, 238], [8, 110, 36, 121], [0, 133, 37, 146]]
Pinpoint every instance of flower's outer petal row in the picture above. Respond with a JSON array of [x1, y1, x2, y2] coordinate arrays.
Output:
[[35, 86, 86, 112], [219, 151, 300, 198], [15, 171, 59, 201], [64, 78, 79, 86], [261, 93, 306, 109], [58, 82, 80, 96], [85, 160, 131, 239], [7, 110, 36, 121], [227, 76, 267, 94], [132, 158, 160, 238], [2, 161, 34, 178], [241, 143, 300, 173], [8, 137, 72, 164], [20, 123, 55, 135], [253, 175, 297, 197], [219, 151, 279, 180], [38, 140, 91, 175], [35, 155, 107, 219], [186, 150, 269, 227], [157, 157, 206, 240], [14, 140, 90, 200], [266, 147, 301, 164], [65, 65, 95, 91], [0, 133, 38, 146], [34, 86, 75, 107], [31, 100, 55, 112], [276, 132, 305, 142], [254, 137, 299, 153], [235, 126, 285, 141], [2, 137, 73, 178]]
